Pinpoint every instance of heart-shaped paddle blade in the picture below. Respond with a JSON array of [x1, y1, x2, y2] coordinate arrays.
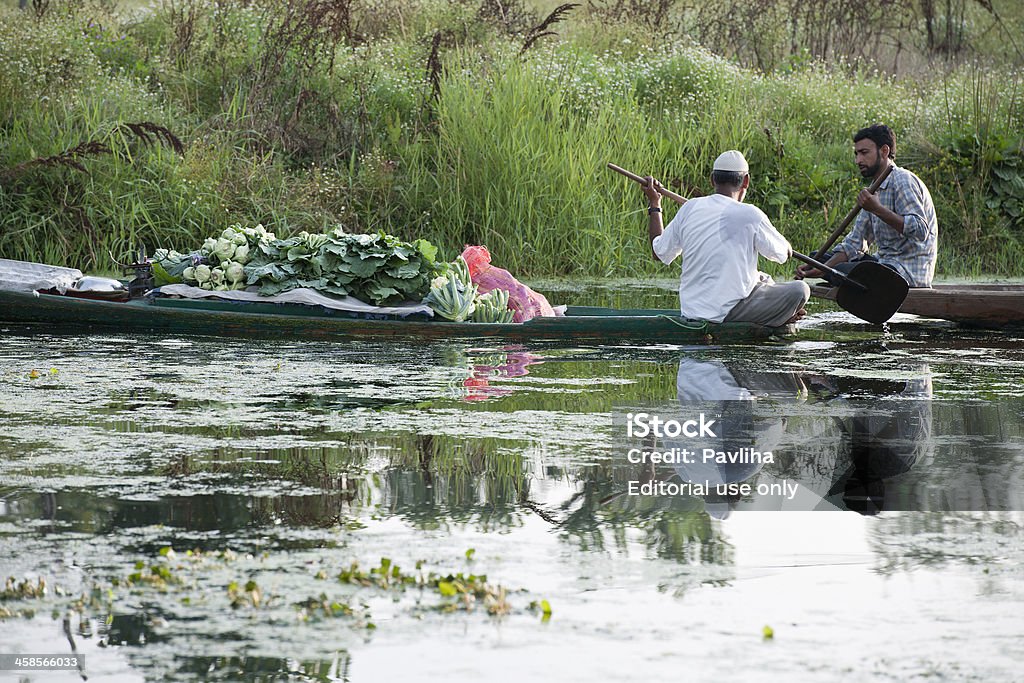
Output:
[[835, 261, 910, 324]]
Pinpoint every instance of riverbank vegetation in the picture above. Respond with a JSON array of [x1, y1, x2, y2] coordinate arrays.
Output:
[[1, 0, 1022, 278]]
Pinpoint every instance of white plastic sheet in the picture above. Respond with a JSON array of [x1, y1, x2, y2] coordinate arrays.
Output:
[[154, 284, 434, 318], [0, 259, 83, 294]]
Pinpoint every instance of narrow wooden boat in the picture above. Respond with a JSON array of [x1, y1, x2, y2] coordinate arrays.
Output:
[[0, 289, 795, 344], [810, 283, 1024, 328]]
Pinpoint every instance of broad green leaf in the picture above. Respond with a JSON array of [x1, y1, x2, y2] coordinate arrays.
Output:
[[259, 279, 300, 296], [246, 263, 289, 282], [287, 246, 314, 262], [347, 257, 385, 278], [386, 262, 422, 279], [367, 285, 400, 302], [375, 274, 409, 289], [152, 261, 182, 286], [390, 245, 413, 260]]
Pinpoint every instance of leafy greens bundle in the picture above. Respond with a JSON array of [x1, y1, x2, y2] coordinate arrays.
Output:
[[245, 227, 439, 306]]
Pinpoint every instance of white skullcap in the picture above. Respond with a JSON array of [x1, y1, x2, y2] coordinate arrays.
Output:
[[713, 150, 749, 173]]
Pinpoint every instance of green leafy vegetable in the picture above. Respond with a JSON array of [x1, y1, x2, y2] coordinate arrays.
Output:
[[244, 227, 438, 305]]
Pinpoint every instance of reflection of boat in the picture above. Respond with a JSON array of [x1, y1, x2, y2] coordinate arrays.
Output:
[[665, 361, 939, 515], [0, 290, 796, 344], [810, 283, 1024, 328]]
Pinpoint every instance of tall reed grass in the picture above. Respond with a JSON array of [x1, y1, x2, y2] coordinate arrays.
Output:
[[1, 1, 1022, 279]]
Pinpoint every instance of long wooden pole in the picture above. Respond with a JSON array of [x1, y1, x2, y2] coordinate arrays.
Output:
[[812, 163, 893, 261], [607, 163, 688, 205]]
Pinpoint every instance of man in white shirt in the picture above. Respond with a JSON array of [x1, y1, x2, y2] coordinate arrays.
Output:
[[642, 151, 809, 326]]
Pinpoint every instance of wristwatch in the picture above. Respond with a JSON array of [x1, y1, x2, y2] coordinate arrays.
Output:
[[648, 206, 662, 214]]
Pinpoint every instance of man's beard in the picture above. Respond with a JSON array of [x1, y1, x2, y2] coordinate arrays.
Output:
[[859, 153, 882, 179]]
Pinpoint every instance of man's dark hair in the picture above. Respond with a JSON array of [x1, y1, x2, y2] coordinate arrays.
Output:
[[853, 124, 896, 159], [711, 170, 746, 189]]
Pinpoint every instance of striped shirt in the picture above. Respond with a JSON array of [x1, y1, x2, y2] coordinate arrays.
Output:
[[837, 165, 938, 287]]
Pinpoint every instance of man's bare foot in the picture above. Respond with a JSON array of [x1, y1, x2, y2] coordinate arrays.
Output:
[[785, 307, 807, 325]]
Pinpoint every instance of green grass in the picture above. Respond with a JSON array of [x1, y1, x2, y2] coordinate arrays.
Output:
[[1, 1, 1022, 279]]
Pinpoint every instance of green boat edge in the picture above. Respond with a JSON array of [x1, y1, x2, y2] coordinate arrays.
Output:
[[0, 289, 797, 344]]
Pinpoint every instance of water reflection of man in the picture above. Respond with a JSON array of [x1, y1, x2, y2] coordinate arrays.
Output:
[[826, 366, 934, 514], [638, 360, 934, 517], [671, 358, 804, 518]]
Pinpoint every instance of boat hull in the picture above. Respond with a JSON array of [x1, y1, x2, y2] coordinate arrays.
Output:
[[0, 290, 795, 344], [810, 283, 1024, 328]]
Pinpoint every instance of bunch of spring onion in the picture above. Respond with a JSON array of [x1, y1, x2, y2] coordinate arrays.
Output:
[[471, 288, 515, 323]]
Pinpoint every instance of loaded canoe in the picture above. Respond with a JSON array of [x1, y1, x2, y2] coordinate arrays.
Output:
[[0, 289, 796, 344], [810, 283, 1024, 328]]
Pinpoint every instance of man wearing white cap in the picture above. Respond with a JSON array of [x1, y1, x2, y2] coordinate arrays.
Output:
[[641, 150, 810, 326]]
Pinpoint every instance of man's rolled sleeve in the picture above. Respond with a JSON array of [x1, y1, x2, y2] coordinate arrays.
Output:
[[893, 179, 931, 243]]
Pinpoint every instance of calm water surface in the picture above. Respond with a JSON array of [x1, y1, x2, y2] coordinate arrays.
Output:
[[1, 281, 1022, 682]]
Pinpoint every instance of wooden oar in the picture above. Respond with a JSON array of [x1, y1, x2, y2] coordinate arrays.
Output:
[[607, 162, 909, 324], [789, 251, 866, 291], [812, 163, 893, 261], [789, 250, 908, 324]]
